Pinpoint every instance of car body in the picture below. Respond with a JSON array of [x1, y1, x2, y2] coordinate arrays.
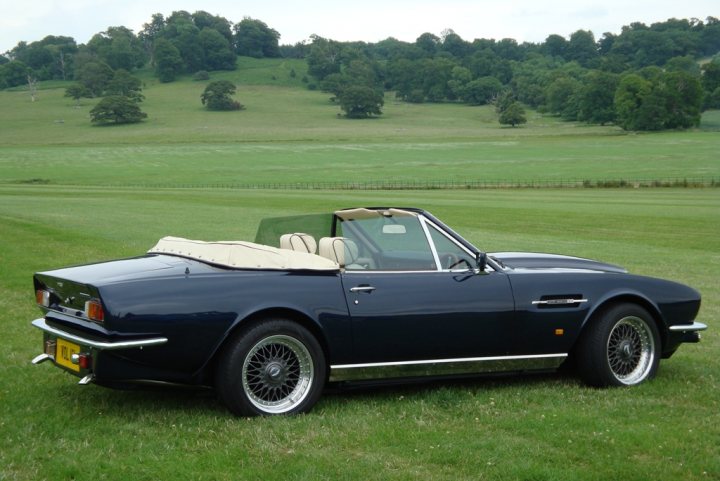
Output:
[[31, 207, 706, 416]]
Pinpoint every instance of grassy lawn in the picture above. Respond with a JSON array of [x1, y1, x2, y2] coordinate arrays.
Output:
[[1, 58, 718, 479], [0, 186, 718, 481]]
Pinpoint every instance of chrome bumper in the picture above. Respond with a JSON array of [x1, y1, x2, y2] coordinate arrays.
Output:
[[669, 321, 707, 344], [669, 322, 708, 332], [31, 318, 168, 385], [31, 318, 168, 350]]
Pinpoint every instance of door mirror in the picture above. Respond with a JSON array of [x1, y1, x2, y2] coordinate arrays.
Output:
[[476, 252, 487, 272]]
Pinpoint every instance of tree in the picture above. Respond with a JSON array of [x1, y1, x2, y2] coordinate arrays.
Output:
[[307, 36, 343, 81], [64, 83, 92, 106], [106, 69, 144, 101], [192, 10, 233, 43], [566, 30, 598, 67], [545, 76, 581, 119], [0, 60, 29, 88], [494, 90, 517, 114], [86, 27, 146, 71], [577, 70, 619, 125], [201, 80, 244, 110], [614, 74, 652, 130], [140, 13, 166, 65], [614, 71, 702, 130], [154, 38, 183, 82], [90, 95, 147, 124], [460, 76, 503, 105], [543, 34, 567, 59], [234, 18, 280, 58], [337, 85, 384, 118], [199, 28, 237, 70], [499, 102, 527, 127], [415, 33, 440, 56], [164, 12, 205, 73], [661, 71, 703, 128], [74, 61, 114, 96], [701, 61, 720, 108]]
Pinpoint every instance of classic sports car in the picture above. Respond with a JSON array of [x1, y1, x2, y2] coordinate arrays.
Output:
[[31, 207, 706, 416]]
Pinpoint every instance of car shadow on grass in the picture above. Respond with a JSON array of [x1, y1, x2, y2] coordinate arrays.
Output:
[[68, 369, 582, 418]]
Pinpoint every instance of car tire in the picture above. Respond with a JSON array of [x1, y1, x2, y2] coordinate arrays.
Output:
[[215, 319, 326, 416], [576, 303, 660, 387]]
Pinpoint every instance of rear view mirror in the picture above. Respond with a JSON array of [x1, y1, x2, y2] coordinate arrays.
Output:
[[382, 225, 406, 235]]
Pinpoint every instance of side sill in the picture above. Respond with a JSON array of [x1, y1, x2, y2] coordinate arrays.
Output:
[[329, 353, 567, 382]]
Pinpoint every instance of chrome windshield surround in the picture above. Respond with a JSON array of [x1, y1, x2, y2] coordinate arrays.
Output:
[[418, 216, 442, 271], [329, 353, 567, 382], [669, 322, 707, 332], [31, 318, 168, 350]]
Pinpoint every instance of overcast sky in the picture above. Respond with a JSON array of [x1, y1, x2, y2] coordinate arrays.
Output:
[[1, 0, 717, 54]]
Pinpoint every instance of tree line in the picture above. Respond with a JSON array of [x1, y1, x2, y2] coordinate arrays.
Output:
[[2, 14, 719, 129], [0, 11, 280, 87], [305, 18, 720, 128]]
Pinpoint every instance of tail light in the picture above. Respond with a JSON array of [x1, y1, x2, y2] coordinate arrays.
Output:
[[85, 299, 105, 323], [36, 290, 51, 307]]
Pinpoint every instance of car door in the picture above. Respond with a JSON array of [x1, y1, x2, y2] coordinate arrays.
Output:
[[341, 269, 516, 363], [335, 212, 517, 364]]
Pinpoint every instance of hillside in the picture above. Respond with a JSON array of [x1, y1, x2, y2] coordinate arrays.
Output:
[[0, 57, 719, 187]]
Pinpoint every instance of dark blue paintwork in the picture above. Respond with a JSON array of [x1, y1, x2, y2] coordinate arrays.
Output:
[[32, 208, 703, 388]]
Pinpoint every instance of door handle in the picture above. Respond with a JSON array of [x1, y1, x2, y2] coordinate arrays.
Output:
[[349, 285, 376, 293]]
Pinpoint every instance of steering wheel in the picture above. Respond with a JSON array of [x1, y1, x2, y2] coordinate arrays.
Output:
[[442, 253, 472, 270]]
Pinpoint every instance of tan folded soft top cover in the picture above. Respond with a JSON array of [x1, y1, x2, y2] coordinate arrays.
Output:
[[148, 236, 340, 271]]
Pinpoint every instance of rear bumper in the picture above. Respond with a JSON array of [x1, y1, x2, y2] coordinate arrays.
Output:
[[31, 318, 168, 350], [31, 318, 168, 384]]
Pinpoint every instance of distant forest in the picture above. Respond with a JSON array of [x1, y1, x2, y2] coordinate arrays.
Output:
[[2, 12, 720, 130]]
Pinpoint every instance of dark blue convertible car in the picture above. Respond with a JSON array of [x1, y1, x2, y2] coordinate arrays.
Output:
[[31, 207, 706, 416]]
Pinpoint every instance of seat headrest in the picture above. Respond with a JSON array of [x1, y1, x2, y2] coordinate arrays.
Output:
[[318, 237, 359, 267], [279, 233, 317, 254]]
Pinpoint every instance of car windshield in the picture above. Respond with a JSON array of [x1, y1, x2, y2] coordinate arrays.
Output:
[[255, 208, 476, 272], [337, 210, 438, 271]]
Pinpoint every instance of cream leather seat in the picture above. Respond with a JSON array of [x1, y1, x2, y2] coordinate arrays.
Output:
[[279, 233, 317, 254], [318, 237, 361, 268]]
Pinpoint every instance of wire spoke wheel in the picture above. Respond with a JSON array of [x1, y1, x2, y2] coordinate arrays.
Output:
[[606, 315, 655, 385], [241, 334, 314, 414], [576, 303, 660, 388]]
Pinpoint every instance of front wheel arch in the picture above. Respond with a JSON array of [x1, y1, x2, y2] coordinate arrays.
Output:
[[575, 302, 661, 387], [581, 295, 667, 351]]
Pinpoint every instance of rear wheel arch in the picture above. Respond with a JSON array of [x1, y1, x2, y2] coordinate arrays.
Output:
[[213, 314, 327, 416], [210, 307, 330, 383]]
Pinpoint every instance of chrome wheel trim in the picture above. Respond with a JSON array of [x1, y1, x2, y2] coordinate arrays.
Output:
[[241, 334, 314, 414], [606, 316, 655, 385]]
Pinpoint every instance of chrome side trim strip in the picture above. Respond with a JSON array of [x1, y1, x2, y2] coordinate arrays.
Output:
[[669, 322, 707, 332], [31, 318, 168, 350], [329, 353, 567, 382], [532, 299, 588, 305]]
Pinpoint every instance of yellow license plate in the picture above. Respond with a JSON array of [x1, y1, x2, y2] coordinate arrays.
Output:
[[56, 338, 80, 372]]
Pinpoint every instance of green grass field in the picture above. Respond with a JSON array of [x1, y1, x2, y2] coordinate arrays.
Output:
[[1, 58, 719, 480]]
